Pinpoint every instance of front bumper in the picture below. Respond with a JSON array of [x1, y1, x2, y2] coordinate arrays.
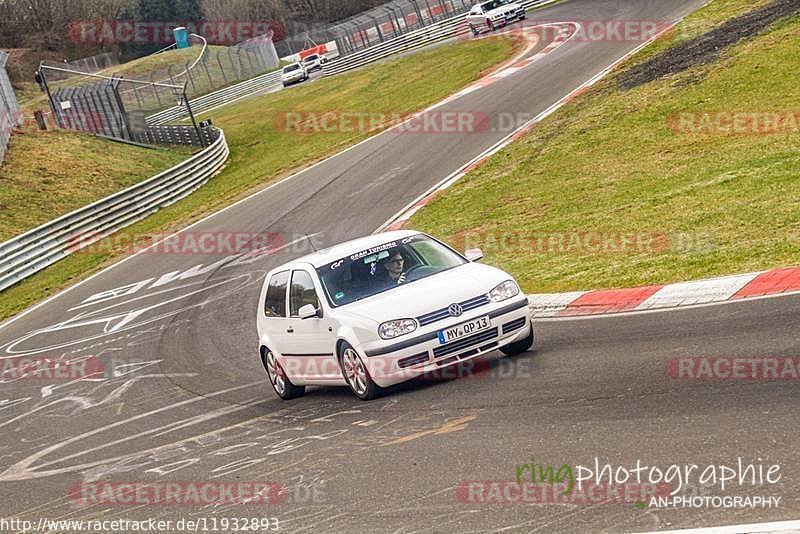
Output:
[[358, 297, 531, 388], [493, 8, 526, 24]]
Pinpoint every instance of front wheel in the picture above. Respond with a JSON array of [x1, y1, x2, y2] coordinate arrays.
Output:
[[339, 343, 382, 400], [500, 321, 534, 356], [487, 20, 495, 31], [263, 348, 305, 400], [469, 24, 479, 36]]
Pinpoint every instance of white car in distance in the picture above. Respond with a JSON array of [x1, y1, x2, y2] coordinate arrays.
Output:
[[466, 0, 527, 36], [301, 53, 326, 72], [281, 62, 308, 87], [256, 231, 534, 400]]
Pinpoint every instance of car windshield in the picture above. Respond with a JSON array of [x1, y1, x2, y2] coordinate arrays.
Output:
[[316, 235, 467, 307], [283, 64, 301, 73], [304, 55, 318, 62], [481, 0, 508, 10]]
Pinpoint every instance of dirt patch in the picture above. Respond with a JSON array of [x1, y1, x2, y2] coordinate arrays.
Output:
[[619, 0, 800, 89]]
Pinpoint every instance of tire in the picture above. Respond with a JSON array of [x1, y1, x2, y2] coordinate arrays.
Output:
[[469, 24, 479, 36], [487, 19, 495, 32], [339, 343, 382, 400], [262, 348, 305, 400], [500, 321, 534, 356], [282, 82, 288, 87]]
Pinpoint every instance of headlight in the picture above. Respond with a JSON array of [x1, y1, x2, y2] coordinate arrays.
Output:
[[379, 319, 418, 340], [488, 280, 520, 303]]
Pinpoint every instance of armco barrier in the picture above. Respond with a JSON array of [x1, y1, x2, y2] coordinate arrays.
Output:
[[0, 127, 229, 292], [148, 71, 282, 125], [323, 0, 552, 76], [147, 0, 552, 124]]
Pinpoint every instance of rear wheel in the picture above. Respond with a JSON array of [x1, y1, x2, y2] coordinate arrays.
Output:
[[263, 348, 305, 400], [500, 321, 534, 356], [339, 343, 382, 400]]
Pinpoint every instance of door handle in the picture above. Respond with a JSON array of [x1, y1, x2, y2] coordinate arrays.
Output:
[[286, 327, 294, 333]]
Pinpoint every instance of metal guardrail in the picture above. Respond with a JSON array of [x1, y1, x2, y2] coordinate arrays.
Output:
[[148, 70, 282, 125], [147, 0, 553, 124], [323, 0, 552, 76], [0, 127, 229, 292]]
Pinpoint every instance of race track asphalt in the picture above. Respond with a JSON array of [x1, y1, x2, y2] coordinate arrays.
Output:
[[4, 1, 797, 532]]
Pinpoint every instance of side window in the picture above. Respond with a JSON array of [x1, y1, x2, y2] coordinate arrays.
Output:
[[264, 271, 289, 317], [290, 270, 321, 317]]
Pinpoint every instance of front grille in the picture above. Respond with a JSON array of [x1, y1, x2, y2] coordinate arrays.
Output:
[[433, 327, 499, 358], [399, 352, 429, 369], [417, 294, 490, 326], [502, 317, 526, 334]]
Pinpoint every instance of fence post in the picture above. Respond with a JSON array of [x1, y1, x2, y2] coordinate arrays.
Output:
[[111, 78, 134, 141], [38, 67, 62, 128], [149, 72, 162, 107], [182, 86, 204, 148], [184, 61, 198, 94], [216, 49, 228, 84], [201, 54, 213, 90]]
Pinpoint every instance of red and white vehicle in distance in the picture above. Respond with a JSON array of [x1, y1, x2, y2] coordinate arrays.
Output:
[[466, 0, 527, 35], [256, 231, 534, 400]]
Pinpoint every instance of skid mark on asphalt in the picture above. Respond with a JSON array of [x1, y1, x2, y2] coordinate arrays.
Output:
[[381, 414, 477, 446]]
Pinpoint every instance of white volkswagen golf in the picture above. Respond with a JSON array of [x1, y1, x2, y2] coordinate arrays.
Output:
[[256, 231, 533, 400]]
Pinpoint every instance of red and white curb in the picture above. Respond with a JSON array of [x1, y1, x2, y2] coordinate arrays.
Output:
[[376, 21, 800, 319], [527, 266, 800, 318], [431, 22, 577, 108]]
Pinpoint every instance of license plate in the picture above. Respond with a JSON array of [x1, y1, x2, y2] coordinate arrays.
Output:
[[438, 316, 491, 344]]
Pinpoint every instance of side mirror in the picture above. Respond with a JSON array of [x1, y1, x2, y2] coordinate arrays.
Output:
[[465, 248, 484, 262], [298, 304, 321, 319]]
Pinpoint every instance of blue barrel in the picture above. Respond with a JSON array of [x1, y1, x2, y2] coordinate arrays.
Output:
[[174, 27, 189, 49]]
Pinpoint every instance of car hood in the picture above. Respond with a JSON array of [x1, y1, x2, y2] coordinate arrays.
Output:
[[336, 262, 513, 324]]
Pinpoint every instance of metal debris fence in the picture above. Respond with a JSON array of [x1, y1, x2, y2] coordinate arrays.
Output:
[[275, 0, 478, 58], [0, 51, 22, 165]]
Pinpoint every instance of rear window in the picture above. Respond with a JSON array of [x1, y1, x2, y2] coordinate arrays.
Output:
[[264, 271, 289, 317]]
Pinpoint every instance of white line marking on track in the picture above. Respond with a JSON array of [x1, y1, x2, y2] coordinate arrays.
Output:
[[0, 23, 567, 332], [633, 519, 800, 534]]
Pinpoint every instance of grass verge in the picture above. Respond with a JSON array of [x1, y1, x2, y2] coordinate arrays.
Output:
[[0, 131, 191, 241], [408, 0, 800, 294], [0, 35, 522, 320]]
